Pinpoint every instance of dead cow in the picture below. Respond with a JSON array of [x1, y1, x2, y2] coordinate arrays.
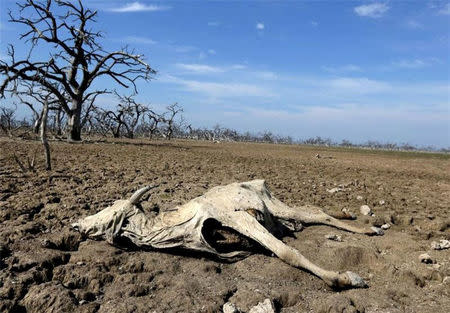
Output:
[[73, 180, 384, 289]]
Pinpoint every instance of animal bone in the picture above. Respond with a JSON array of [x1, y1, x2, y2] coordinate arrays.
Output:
[[73, 180, 384, 289]]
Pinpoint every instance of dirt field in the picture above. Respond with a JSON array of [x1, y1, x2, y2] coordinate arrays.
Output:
[[1, 137, 449, 313]]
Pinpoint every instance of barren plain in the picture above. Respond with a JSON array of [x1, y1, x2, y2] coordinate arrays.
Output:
[[0, 137, 449, 312]]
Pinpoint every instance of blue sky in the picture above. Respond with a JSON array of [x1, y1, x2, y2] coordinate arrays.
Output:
[[0, 0, 449, 147]]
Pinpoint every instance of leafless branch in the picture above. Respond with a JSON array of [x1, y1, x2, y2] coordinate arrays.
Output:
[[1, 0, 156, 140]]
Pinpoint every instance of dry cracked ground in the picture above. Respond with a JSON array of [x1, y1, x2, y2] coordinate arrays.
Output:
[[0, 137, 449, 313]]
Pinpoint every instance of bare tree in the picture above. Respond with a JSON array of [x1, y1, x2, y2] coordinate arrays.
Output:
[[145, 109, 162, 139], [161, 103, 183, 140], [99, 108, 125, 138], [14, 87, 43, 134], [86, 106, 110, 137], [0, 105, 17, 136], [0, 0, 155, 141], [9, 81, 60, 134], [49, 106, 66, 136], [96, 94, 147, 138], [115, 94, 148, 139]]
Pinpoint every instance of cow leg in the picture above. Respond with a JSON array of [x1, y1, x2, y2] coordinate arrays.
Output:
[[267, 199, 382, 236], [224, 211, 367, 289]]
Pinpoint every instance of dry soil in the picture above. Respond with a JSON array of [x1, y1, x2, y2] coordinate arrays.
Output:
[[0, 137, 449, 313]]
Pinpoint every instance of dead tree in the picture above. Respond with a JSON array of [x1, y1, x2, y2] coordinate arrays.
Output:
[[87, 107, 110, 137], [115, 94, 148, 139], [41, 97, 51, 170], [9, 82, 60, 134], [50, 106, 65, 136], [145, 109, 162, 139], [0, 105, 17, 136], [95, 97, 145, 139], [0, 0, 155, 141], [187, 124, 193, 138], [101, 109, 125, 138], [17, 93, 43, 134], [161, 103, 183, 140]]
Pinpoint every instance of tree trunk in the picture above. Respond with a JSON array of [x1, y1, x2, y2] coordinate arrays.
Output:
[[41, 101, 51, 171], [56, 109, 63, 136], [67, 102, 82, 141]]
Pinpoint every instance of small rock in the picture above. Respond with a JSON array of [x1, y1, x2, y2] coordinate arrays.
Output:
[[419, 253, 433, 264], [379, 200, 386, 205], [431, 239, 450, 250], [381, 223, 391, 230], [223, 302, 240, 313], [325, 234, 343, 242], [249, 299, 276, 313], [356, 195, 363, 201], [443, 276, 450, 285], [327, 187, 343, 194], [360, 205, 373, 216]]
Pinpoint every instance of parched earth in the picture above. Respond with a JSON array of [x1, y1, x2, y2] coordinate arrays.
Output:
[[0, 136, 449, 313]]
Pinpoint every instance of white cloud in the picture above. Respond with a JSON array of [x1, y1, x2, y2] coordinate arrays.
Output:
[[329, 77, 390, 94], [176, 63, 225, 74], [175, 63, 251, 74], [208, 21, 220, 26], [354, 3, 389, 18], [310, 21, 318, 27], [208, 49, 216, 55], [115, 38, 196, 53], [160, 75, 275, 98], [322, 64, 362, 73], [255, 71, 278, 80], [196, 98, 448, 148], [157, 70, 449, 146], [109, 2, 170, 13], [159, 75, 277, 97], [392, 59, 432, 69], [245, 103, 448, 130], [181, 80, 275, 98], [438, 3, 450, 15], [123, 36, 157, 44], [256, 23, 265, 30]]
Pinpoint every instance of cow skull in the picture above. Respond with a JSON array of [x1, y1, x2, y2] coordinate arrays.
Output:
[[73, 180, 384, 289]]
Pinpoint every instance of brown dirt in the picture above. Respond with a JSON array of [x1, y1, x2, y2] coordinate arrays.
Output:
[[0, 137, 449, 313]]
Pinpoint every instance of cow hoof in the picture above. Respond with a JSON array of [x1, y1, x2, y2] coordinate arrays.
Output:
[[345, 271, 368, 288], [370, 226, 384, 236]]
